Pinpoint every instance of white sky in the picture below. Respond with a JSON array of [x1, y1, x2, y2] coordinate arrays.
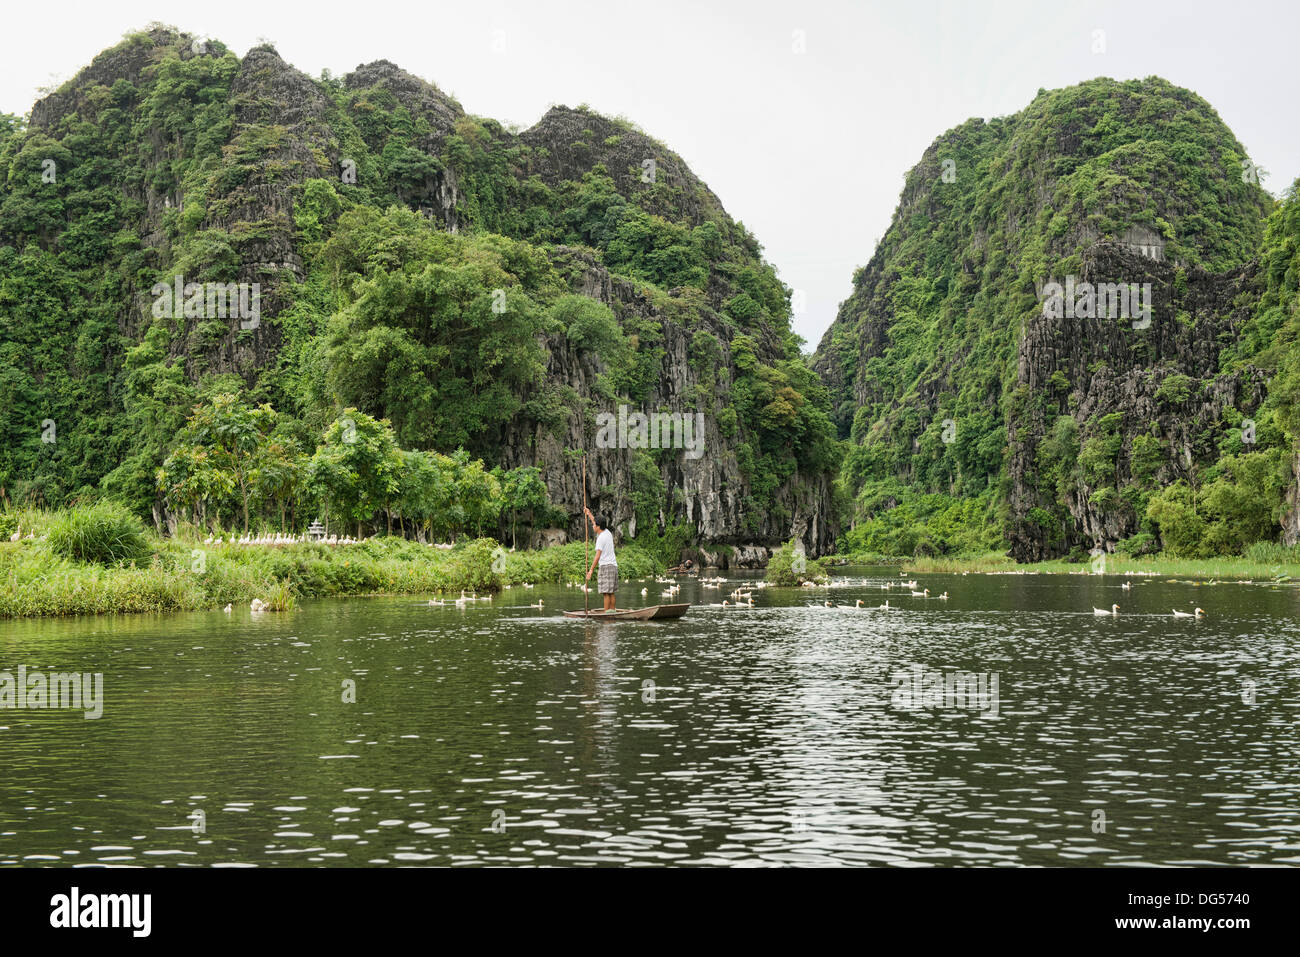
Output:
[[2, 0, 1296, 350]]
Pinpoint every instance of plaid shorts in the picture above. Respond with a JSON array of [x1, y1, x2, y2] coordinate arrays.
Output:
[[598, 564, 618, 594]]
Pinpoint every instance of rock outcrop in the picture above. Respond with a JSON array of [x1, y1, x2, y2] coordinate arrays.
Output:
[[1008, 243, 1268, 560]]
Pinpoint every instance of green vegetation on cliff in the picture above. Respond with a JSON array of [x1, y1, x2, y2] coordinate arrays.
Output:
[[0, 26, 835, 552], [817, 76, 1294, 561]]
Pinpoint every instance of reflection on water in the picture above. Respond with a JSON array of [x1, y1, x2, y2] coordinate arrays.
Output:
[[1, 567, 1299, 867]]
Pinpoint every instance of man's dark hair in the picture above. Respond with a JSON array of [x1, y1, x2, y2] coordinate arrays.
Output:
[[593, 514, 609, 531]]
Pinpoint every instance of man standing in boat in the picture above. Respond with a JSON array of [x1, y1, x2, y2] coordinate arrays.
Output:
[[584, 507, 618, 611]]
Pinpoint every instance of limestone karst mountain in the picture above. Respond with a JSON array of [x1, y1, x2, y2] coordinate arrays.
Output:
[[0, 26, 837, 558], [813, 76, 1297, 560]]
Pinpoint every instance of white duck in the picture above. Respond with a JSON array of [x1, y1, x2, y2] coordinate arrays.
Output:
[[528, 599, 544, 609], [1121, 581, 1132, 591], [1093, 604, 1120, 616], [1171, 607, 1205, 619], [911, 588, 930, 598]]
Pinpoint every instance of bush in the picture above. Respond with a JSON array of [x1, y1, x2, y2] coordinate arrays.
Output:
[[1243, 541, 1300, 566], [46, 501, 150, 566], [765, 539, 829, 586], [260, 578, 297, 611], [1115, 532, 1158, 556]]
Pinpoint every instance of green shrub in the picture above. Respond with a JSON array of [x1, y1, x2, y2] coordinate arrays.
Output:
[[1115, 532, 1158, 556], [765, 539, 829, 585], [261, 578, 297, 611], [1145, 482, 1206, 557], [46, 501, 150, 566]]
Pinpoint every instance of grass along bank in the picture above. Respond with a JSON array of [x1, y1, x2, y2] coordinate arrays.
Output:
[[900, 546, 1300, 581], [0, 506, 665, 619]]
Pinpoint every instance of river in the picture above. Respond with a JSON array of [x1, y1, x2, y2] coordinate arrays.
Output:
[[2, 567, 1298, 866]]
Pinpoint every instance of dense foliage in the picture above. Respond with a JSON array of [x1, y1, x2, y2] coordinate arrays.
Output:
[[817, 77, 1293, 559], [0, 27, 835, 551]]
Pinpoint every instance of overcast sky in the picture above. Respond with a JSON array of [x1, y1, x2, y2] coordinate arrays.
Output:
[[3, 0, 1296, 350]]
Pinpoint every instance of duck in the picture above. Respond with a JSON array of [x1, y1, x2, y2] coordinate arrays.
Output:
[[838, 599, 866, 609], [426, 599, 445, 607], [1171, 607, 1205, 619], [823, 599, 834, 607], [1093, 604, 1120, 616], [910, 588, 930, 598], [1121, 581, 1132, 591], [250, 598, 266, 613], [528, 599, 544, 609], [937, 592, 948, 600], [222, 603, 232, 613], [641, 587, 649, 596], [878, 599, 892, 610]]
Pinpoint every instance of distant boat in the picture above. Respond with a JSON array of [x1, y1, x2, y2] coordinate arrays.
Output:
[[563, 603, 690, 621]]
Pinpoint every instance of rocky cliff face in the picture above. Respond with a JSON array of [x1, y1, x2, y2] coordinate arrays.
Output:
[[498, 247, 834, 560], [1008, 243, 1268, 560]]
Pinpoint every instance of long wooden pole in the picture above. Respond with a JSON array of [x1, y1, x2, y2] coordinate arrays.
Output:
[[582, 453, 589, 616]]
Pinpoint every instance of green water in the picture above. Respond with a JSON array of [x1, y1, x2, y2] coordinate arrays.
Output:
[[2, 567, 1298, 867]]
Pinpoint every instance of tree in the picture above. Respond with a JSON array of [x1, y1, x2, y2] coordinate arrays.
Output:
[[498, 465, 550, 547], [306, 410, 402, 537], [158, 393, 276, 532]]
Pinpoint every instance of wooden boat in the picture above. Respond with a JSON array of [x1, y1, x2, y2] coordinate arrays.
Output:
[[563, 603, 690, 621]]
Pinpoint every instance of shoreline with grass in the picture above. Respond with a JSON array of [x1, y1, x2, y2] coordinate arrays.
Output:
[[834, 547, 1300, 581], [0, 504, 667, 619], [9, 500, 1299, 620]]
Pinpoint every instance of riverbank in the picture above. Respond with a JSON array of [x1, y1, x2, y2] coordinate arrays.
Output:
[[896, 549, 1300, 580], [0, 528, 664, 619]]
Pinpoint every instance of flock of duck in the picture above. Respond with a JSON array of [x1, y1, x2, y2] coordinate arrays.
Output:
[[397, 570, 1211, 620], [203, 532, 368, 546], [425, 589, 545, 609], [1092, 603, 1205, 618]]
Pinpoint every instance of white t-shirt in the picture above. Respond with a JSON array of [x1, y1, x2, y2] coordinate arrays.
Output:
[[595, 529, 617, 566]]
